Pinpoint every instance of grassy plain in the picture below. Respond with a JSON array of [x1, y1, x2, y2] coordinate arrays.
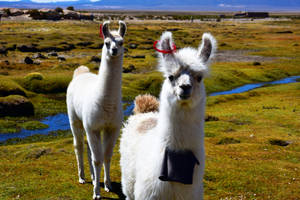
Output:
[[0, 17, 300, 199]]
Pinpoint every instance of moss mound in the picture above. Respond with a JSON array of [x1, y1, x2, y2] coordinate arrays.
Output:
[[0, 77, 26, 97], [24, 72, 44, 81], [0, 95, 34, 117], [21, 121, 49, 130], [0, 120, 19, 133], [18, 74, 71, 94]]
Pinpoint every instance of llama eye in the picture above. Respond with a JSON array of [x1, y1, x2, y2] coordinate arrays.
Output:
[[197, 76, 202, 82], [105, 41, 110, 48], [168, 75, 174, 82], [119, 41, 123, 46]]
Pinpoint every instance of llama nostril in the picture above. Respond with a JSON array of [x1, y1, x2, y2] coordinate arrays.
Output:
[[112, 48, 118, 55], [180, 84, 192, 92]]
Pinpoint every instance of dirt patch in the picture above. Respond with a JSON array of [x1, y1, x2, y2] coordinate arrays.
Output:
[[213, 50, 281, 63], [26, 148, 52, 159]]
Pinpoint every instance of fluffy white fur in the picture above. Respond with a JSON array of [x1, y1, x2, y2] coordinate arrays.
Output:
[[120, 31, 216, 200], [66, 21, 126, 200]]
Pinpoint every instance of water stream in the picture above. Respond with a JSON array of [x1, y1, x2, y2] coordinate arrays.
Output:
[[0, 75, 299, 142]]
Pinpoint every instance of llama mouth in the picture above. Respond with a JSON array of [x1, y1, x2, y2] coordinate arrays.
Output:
[[179, 94, 191, 100]]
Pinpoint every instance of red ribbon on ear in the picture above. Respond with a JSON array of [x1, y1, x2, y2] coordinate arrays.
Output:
[[99, 24, 104, 39], [153, 40, 176, 54]]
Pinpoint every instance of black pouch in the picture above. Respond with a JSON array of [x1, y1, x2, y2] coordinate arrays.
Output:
[[159, 147, 200, 184]]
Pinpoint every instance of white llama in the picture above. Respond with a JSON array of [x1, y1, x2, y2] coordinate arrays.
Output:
[[120, 31, 216, 200], [66, 21, 126, 200]]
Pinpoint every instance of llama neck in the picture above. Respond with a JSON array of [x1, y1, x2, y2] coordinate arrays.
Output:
[[157, 91, 206, 150], [96, 48, 123, 100]]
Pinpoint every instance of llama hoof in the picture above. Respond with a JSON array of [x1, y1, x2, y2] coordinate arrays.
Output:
[[104, 184, 112, 192], [104, 180, 112, 192], [79, 178, 86, 184], [93, 194, 101, 200]]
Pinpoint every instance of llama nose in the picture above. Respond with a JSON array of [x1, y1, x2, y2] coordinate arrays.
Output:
[[179, 84, 192, 100], [112, 48, 118, 55], [180, 84, 192, 93]]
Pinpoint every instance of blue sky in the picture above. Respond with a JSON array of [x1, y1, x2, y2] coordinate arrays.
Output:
[[0, 0, 300, 11]]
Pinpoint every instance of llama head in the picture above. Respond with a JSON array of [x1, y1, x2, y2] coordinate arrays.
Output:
[[102, 21, 127, 57], [157, 31, 216, 108]]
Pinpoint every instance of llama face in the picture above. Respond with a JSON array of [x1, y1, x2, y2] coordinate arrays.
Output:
[[104, 36, 124, 57], [102, 21, 126, 57], [157, 31, 216, 107], [164, 66, 205, 107]]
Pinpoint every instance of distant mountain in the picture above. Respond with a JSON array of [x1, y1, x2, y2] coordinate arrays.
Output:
[[1, 0, 300, 11]]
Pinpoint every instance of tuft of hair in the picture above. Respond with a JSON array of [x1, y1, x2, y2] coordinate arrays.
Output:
[[73, 66, 90, 78], [133, 94, 159, 114]]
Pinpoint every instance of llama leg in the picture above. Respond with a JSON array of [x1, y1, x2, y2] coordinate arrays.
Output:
[[135, 182, 157, 200], [87, 143, 95, 181], [103, 128, 120, 192], [86, 130, 103, 200], [121, 174, 135, 200], [70, 119, 85, 184]]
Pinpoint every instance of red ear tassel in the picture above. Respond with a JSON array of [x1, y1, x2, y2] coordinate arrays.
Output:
[[99, 24, 104, 39], [153, 40, 176, 54]]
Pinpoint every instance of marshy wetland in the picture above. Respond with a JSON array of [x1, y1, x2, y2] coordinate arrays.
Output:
[[0, 16, 300, 199]]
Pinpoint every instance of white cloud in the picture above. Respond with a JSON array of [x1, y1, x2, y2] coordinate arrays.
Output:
[[30, 0, 78, 3], [218, 3, 245, 8], [0, 0, 21, 2], [90, 0, 101, 2], [102, 6, 121, 9]]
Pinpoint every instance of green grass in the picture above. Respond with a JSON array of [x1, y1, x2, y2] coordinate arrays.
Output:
[[204, 82, 300, 200], [16, 73, 72, 94], [0, 81, 299, 200], [21, 121, 49, 130]]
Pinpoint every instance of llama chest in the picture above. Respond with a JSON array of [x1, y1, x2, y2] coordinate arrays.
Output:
[[96, 101, 122, 121], [82, 97, 122, 129]]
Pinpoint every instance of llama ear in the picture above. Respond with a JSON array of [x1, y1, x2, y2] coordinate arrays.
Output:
[[158, 31, 175, 58], [198, 33, 217, 63], [118, 21, 127, 38], [102, 21, 110, 38]]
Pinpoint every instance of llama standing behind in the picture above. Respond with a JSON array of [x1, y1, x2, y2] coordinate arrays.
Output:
[[120, 31, 216, 200], [66, 21, 126, 200]]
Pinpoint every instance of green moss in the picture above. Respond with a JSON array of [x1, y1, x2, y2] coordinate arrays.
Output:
[[122, 71, 163, 100], [17, 74, 71, 94], [0, 120, 19, 133], [0, 77, 26, 97], [0, 95, 34, 117], [24, 72, 44, 81], [31, 94, 67, 117], [21, 121, 49, 130], [217, 137, 241, 145]]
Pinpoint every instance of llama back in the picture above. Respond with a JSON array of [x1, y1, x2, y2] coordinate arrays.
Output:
[[120, 94, 159, 198], [121, 94, 159, 160], [121, 94, 159, 152], [73, 65, 90, 78]]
